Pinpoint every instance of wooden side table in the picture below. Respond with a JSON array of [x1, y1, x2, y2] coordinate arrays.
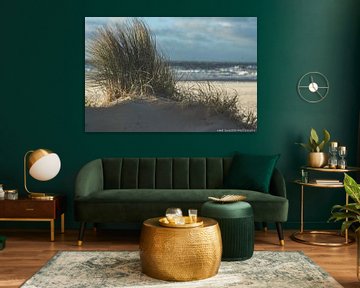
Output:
[[0, 195, 66, 241]]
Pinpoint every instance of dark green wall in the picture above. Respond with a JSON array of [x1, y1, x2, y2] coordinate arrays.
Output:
[[1, 0, 359, 230]]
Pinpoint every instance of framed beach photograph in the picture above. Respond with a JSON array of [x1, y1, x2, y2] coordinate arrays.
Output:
[[85, 17, 257, 132]]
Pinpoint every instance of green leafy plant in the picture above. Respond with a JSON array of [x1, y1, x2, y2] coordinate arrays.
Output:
[[329, 173, 360, 233], [296, 128, 330, 152]]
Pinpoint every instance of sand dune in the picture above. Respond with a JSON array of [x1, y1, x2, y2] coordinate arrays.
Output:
[[85, 81, 257, 132], [85, 97, 251, 132]]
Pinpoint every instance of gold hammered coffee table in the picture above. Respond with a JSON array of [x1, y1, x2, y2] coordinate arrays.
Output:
[[139, 217, 222, 281]]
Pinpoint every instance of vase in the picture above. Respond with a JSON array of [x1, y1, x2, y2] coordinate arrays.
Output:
[[308, 152, 328, 168]]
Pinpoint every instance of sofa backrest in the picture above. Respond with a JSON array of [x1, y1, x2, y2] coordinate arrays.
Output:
[[102, 157, 234, 189]]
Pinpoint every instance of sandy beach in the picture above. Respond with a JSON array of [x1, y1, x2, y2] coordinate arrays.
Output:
[[85, 81, 257, 132]]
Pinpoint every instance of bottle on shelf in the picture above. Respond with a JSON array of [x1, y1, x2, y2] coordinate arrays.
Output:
[[300, 169, 308, 183], [0, 184, 4, 199]]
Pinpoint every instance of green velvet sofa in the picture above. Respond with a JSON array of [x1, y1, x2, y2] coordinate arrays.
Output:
[[74, 157, 288, 245]]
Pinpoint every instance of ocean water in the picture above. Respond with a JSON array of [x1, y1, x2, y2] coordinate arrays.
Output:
[[85, 61, 257, 82], [170, 61, 257, 82]]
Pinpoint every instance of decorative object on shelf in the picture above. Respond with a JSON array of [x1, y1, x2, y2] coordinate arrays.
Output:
[[208, 194, 246, 203], [4, 189, 18, 200], [329, 173, 360, 280], [314, 179, 340, 185], [300, 169, 309, 183], [296, 128, 330, 168], [0, 184, 4, 200], [24, 148, 61, 199], [297, 71, 329, 103], [338, 146, 347, 169], [308, 152, 328, 168], [328, 142, 338, 169]]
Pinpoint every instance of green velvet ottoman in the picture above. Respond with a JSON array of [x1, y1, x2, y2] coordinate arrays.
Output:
[[201, 201, 254, 261]]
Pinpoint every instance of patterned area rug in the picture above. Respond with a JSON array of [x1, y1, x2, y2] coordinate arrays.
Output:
[[21, 251, 342, 288]]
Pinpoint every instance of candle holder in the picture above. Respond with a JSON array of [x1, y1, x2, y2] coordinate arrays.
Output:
[[337, 146, 347, 169], [328, 142, 338, 169]]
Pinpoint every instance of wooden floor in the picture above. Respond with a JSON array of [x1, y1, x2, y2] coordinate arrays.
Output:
[[0, 228, 358, 288]]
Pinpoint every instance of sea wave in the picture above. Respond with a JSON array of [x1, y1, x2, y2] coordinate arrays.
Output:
[[85, 61, 257, 82], [171, 61, 257, 81]]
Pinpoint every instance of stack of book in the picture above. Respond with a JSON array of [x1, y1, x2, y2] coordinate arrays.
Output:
[[314, 179, 341, 185]]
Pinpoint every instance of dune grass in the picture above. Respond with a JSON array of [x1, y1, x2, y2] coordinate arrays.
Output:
[[86, 19, 176, 101], [86, 18, 257, 130], [175, 82, 257, 130]]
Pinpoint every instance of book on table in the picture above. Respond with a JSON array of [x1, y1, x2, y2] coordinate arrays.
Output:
[[314, 179, 341, 185]]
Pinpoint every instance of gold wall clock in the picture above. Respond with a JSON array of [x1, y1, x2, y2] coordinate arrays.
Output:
[[297, 72, 329, 103]]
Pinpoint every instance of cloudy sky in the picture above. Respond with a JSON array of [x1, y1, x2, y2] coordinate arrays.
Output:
[[85, 17, 257, 63]]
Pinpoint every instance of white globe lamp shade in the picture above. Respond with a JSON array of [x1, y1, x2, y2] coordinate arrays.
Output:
[[28, 150, 61, 181]]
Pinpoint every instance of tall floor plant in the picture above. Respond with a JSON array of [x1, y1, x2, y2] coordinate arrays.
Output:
[[329, 173, 360, 280]]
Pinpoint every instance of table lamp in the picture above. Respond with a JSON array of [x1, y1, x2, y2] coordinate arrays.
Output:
[[24, 149, 61, 199]]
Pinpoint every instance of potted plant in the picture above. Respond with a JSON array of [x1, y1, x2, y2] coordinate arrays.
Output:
[[296, 128, 330, 167], [329, 173, 360, 232], [329, 173, 360, 279]]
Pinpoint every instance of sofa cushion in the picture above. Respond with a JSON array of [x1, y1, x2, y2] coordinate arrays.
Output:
[[75, 188, 288, 222], [189, 158, 206, 188], [173, 158, 190, 188], [224, 153, 280, 193]]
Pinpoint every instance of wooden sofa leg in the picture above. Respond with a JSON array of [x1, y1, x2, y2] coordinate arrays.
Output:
[[262, 222, 268, 232], [276, 222, 284, 246], [78, 222, 86, 246]]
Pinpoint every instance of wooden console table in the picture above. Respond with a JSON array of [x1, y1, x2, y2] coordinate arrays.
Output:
[[0, 195, 65, 241]]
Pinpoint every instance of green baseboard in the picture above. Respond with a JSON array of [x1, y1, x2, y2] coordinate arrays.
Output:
[[0, 236, 6, 250]]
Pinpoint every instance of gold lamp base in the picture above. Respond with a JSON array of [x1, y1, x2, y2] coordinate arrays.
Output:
[[28, 192, 55, 200]]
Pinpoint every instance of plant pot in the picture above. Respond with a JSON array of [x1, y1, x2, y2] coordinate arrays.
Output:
[[307, 152, 328, 168]]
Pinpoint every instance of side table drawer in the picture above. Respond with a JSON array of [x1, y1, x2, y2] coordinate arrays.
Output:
[[2, 201, 55, 218]]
